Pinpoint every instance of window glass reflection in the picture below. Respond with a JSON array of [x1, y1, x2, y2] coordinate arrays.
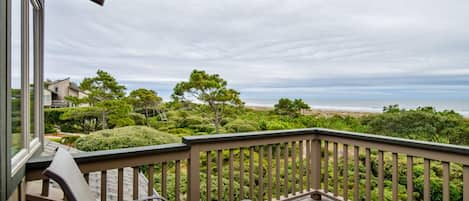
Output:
[[11, 0, 24, 156]]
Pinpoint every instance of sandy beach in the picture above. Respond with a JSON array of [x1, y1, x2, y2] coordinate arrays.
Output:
[[246, 105, 378, 117]]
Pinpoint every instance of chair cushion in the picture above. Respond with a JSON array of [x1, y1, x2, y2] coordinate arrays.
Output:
[[42, 148, 96, 201]]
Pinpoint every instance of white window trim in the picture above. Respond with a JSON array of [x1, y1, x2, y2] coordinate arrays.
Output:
[[10, 0, 43, 175]]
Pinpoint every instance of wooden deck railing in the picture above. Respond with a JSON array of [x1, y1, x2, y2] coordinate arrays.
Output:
[[26, 128, 469, 201]]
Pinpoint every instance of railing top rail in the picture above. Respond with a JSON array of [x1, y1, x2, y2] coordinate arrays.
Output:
[[27, 143, 189, 170], [315, 128, 469, 156], [184, 128, 469, 155], [182, 128, 315, 145]]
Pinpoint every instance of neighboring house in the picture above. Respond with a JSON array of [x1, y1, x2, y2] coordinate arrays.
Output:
[[45, 78, 89, 108]]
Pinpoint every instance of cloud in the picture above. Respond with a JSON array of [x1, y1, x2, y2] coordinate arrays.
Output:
[[44, 0, 469, 104]]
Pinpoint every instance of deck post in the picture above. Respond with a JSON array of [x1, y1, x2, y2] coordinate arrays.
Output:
[[311, 137, 322, 201], [188, 145, 201, 201]]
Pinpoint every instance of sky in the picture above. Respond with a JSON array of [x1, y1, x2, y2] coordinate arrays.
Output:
[[43, 0, 469, 112]]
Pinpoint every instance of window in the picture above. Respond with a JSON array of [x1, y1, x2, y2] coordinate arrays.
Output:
[[10, 0, 24, 158], [9, 0, 43, 174]]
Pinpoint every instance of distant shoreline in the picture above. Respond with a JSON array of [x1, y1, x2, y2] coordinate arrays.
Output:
[[246, 105, 378, 117], [246, 105, 469, 118]]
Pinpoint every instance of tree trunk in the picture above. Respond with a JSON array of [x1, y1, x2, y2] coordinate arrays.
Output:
[[101, 111, 107, 129], [144, 106, 149, 126], [214, 111, 220, 134]]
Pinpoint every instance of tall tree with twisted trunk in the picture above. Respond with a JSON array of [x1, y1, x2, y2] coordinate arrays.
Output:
[[172, 70, 243, 134]]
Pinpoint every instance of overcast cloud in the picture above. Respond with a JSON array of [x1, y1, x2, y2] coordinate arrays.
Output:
[[44, 0, 469, 109]]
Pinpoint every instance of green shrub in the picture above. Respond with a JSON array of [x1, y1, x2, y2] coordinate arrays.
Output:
[[61, 135, 81, 145], [129, 112, 146, 125], [224, 119, 259, 133], [262, 119, 295, 130], [109, 117, 135, 127], [45, 123, 57, 134], [168, 128, 194, 137], [75, 126, 180, 151], [190, 124, 216, 133]]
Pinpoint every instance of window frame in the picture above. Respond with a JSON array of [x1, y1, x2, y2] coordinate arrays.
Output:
[[1, 0, 44, 198], [1, 0, 9, 199]]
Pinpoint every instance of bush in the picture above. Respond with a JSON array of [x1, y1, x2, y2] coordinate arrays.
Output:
[[363, 107, 467, 144], [129, 112, 146, 125], [168, 128, 194, 137], [75, 126, 180, 151], [109, 117, 135, 127], [261, 119, 296, 130], [190, 124, 216, 133], [60, 135, 81, 145], [224, 119, 259, 133]]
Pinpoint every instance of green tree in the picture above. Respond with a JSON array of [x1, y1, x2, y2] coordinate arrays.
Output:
[[383, 104, 401, 113], [274, 98, 310, 117], [96, 99, 134, 129], [75, 70, 127, 129], [127, 88, 162, 126], [79, 69, 126, 105], [172, 70, 243, 133]]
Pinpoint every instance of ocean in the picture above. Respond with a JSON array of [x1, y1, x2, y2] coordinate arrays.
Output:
[[242, 98, 469, 117]]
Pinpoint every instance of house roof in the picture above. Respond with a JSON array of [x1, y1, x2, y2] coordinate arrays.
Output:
[[47, 78, 88, 94], [46, 77, 70, 85], [69, 82, 81, 92]]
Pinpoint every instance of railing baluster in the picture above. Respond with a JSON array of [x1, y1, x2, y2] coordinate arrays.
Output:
[[299, 141, 304, 193], [175, 160, 181, 201], [133, 167, 139, 200], [259, 146, 264, 201], [250, 146, 254, 199], [41, 179, 49, 197], [148, 165, 154, 197], [101, 171, 107, 201], [84, 173, 89, 184], [424, 159, 430, 201], [392, 153, 398, 201], [306, 140, 311, 191], [464, 165, 469, 201], [292, 141, 297, 195], [378, 151, 384, 201], [118, 168, 124, 201], [354, 146, 359, 201], [365, 148, 371, 201], [239, 148, 244, 199], [343, 144, 349, 200], [324, 141, 329, 193], [217, 150, 223, 201], [268, 144, 273, 201], [162, 162, 168, 198], [284, 142, 289, 198], [333, 142, 338, 196], [229, 149, 234, 201], [442, 161, 450, 201], [407, 156, 413, 201], [276, 144, 281, 200], [186, 159, 190, 201], [206, 152, 212, 201]]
